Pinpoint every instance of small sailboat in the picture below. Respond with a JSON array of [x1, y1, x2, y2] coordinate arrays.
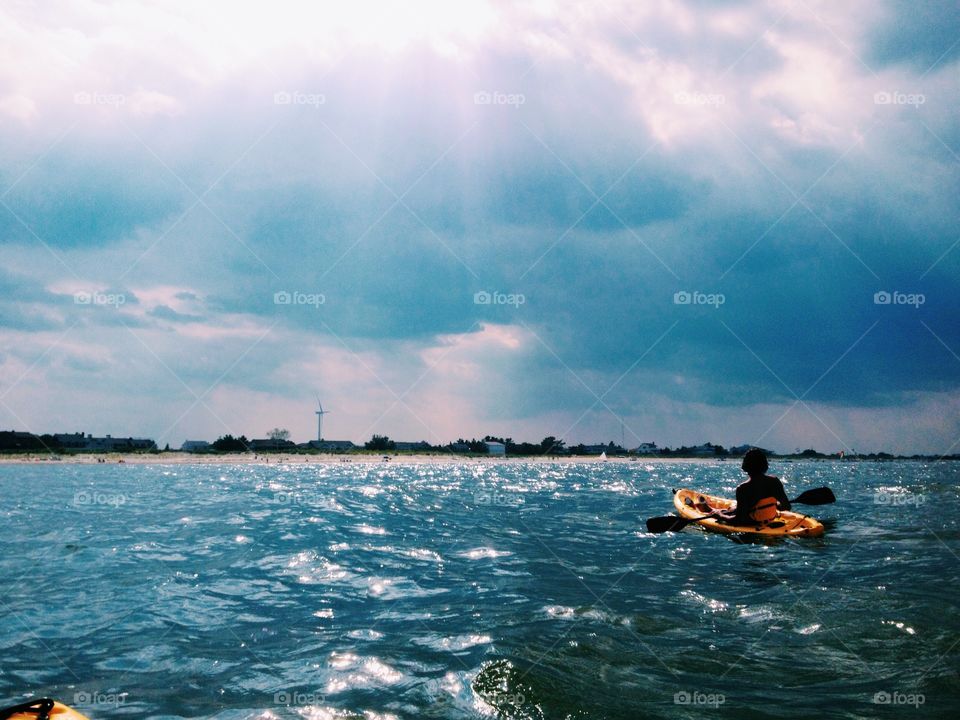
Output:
[[600, 451, 607, 461]]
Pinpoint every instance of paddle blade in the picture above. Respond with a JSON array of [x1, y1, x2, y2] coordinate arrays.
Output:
[[792, 486, 836, 505], [646, 515, 691, 533]]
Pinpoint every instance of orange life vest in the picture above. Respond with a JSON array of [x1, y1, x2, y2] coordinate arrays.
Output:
[[749, 496, 779, 522]]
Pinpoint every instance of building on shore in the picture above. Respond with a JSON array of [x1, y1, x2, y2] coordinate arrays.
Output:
[[633, 442, 658, 454], [581, 443, 627, 455], [302, 440, 356, 452], [689, 443, 728, 457], [83, 435, 157, 452], [393, 441, 431, 452], [728, 444, 772, 456], [485, 441, 506, 456], [54, 432, 88, 449], [180, 440, 211, 453], [248, 438, 298, 452], [0, 431, 46, 451]]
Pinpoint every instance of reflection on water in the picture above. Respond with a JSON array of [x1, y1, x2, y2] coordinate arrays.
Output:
[[0, 460, 957, 718]]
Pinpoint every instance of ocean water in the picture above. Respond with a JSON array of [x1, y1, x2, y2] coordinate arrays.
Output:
[[0, 460, 957, 719]]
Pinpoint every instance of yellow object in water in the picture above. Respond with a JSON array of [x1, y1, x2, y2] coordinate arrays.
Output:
[[673, 488, 825, 538], [1, 700, 90, 720]]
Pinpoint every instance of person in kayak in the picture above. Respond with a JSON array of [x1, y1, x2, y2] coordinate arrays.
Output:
[[716, 448, 791, 524]]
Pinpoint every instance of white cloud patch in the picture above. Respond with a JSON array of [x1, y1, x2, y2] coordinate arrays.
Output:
[[128, 89, 182, 117], [0, 93, 36, 122]]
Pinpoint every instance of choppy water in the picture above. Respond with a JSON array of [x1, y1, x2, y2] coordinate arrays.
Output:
[[0, 460, 958, 719]]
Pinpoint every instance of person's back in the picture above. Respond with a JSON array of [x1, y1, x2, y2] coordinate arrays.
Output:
[[720, 449, 791, 524]]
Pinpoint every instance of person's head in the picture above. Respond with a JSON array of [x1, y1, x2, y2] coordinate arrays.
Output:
[[741, 448, 768, 476]]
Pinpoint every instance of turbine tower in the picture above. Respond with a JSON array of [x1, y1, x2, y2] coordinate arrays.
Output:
[[315, 394, 331, 442]]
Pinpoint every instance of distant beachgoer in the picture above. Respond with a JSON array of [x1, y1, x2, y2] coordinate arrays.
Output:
[[716, 449, 791, 524]]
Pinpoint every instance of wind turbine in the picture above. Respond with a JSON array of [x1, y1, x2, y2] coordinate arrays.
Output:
[[315, 394, 331, 442]]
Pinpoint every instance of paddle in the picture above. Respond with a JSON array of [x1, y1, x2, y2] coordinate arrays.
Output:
[[645, 486, 836, 534]]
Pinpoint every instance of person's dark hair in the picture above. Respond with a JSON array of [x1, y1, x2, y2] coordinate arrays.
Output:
[[742, 448, 768, 475]]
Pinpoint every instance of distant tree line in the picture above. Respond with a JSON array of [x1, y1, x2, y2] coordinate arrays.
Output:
[[212, 434, 250, 452], [0, 428, 937, 460], [364, 434, 395, 451]]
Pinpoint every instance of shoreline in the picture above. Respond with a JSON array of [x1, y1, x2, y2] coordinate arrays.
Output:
[[0, 452, 689, 466], [0, 453, 940, 466]]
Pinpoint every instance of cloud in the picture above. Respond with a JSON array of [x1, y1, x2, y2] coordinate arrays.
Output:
[[0, 140, 187, 248], [0, 0, 957, 452], [0, 94, 36, 122], [128, 90, 183, 117], [149, 304, 202, 323], [867, 0, 960, 70]]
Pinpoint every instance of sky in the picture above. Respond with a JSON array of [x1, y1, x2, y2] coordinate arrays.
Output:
[[0, 0, 958, 454]]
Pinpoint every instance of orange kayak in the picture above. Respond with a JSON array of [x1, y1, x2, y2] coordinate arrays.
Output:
[[1, 700, 90, 720], [673, 488, 824, 537]]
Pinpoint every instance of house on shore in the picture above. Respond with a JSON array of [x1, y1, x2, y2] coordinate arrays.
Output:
[[54, 432, 88, 449], [248, 438, 297, 452], [691, 443, 724, 457], [180, 440, 211, 453], [581, 443, 626, 455], [302, 440, 356, 452], [485, 441, 506, 456], [0, 431, 45, 451], [393, 441, 431, 452], [84, 435, 156, 452], [728, 444, 772, 456]]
